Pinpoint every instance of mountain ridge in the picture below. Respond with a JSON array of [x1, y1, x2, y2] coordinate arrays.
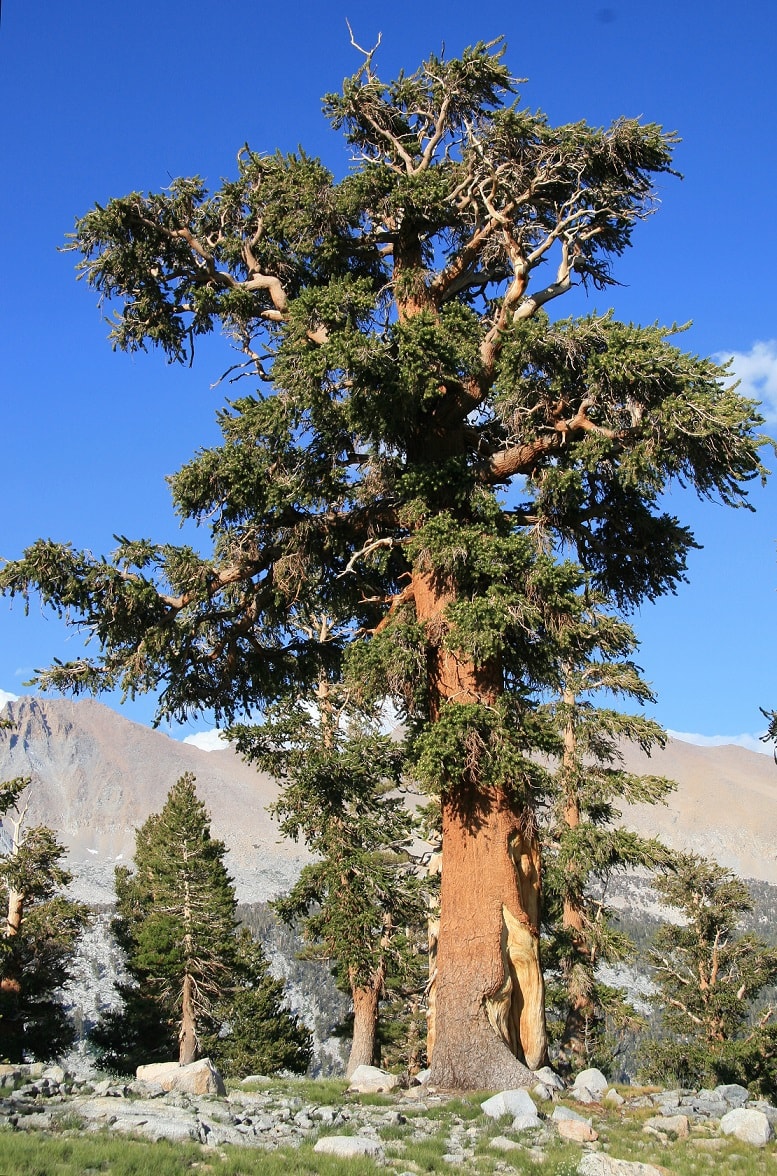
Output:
[[0, 696, 305, 903], [1, 695, 776, 903]]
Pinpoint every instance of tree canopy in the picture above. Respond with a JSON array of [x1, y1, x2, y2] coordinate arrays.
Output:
[[0, 37, 767, 1088]]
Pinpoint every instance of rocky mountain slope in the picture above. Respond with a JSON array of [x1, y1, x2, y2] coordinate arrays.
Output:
[[2, 695, 776, 903], [0, 696, 306, 903], [618, 735, 777, 885]]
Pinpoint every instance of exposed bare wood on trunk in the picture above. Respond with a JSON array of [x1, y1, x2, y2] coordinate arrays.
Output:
[[0, 891, 23, 995], [4, 890, 23, 938], [413, 567, 547, 1087], [346, 967, 384, 1078]]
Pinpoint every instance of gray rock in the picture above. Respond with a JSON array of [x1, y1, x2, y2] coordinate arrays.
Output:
[[552, 1105, 591, 1124], [533, 1065, 565, 1090], [572, 1068, 609, 1098], [604, 1089, 625, 1107], [490, 1134, 522, 1151], [200, 1119, 255, 1147], [714, 1083, 750, 1108], [512, 1110, 542, 1130], [481, 1088, 537, 1119], [17, 1111, 55, 1131], [747, 1099, 777, 1125], [578, 1156, 667, 1174], [689, 1095, 727, 1119], [347, 1064, 399, 1093], [720, 1107, 772, 1147], [314, 1135, 385, 1158], [643, 1113, 689, 1138], [650, 1089, 679, 1109]]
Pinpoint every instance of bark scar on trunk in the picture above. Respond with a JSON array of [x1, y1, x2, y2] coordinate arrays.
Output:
[[484, 904, 546, 1071]]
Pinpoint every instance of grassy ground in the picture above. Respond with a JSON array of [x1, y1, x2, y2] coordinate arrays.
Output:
[[1, 1080, 776, 1175]]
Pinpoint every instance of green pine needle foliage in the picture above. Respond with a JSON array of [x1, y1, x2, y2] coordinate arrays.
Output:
[[639, 853, 777, 1097], [0, 775, 89, 1062], [91, 774, 310, 1077]]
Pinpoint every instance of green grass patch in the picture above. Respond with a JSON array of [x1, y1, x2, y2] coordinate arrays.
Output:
[[229, 1077, 349, 1103]]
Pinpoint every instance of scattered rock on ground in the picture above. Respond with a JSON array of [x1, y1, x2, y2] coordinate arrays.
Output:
[[557, 1117, 598, 1142], [481, 1088, 538, 1120], [314, 1134, 385, 1158], [347, 1064, 399, 1093], [2, 1060, 777, 1171], [720, 1107, 772, 1147], [577, 1155, 669, 1175], [135, 1058, 226, 1096]]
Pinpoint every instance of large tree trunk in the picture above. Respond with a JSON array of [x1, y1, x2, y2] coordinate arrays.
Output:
[[429, 782, 547, 1088], [346, 968, 383, 1079], [178, 972, 198, 1065], [415, 570, 548, 1088]]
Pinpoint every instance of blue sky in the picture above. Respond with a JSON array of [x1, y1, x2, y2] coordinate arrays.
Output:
[[1, 1, 776, 750]]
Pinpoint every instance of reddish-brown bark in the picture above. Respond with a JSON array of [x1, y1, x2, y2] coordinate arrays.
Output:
[[414, 568, 548, 1088], [179, 972, 198, 1065], [346, 969, 384, 1078]]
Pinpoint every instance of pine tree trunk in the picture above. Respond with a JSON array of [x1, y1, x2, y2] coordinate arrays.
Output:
[[0, 890, 24, 994], [179, 972, 198, 1065], [429, 783, 547, 1088], [414, 570, 548, 1088], [346, 970, 383, 1078], [5, 890, 23, 937]]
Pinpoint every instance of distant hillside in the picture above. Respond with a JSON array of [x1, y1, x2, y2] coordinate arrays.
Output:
[[0, 696, 306, 903], [1, 695, 776, 905], [618, 735, 777, 885]]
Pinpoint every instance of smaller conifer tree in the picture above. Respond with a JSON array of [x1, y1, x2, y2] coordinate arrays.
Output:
[[0, 775, 89, 1061], [640, 854, 777, 1095], [540, 593, 674, 1073], [233, 689, 428, 1078], [93, 773, 310, 1075]]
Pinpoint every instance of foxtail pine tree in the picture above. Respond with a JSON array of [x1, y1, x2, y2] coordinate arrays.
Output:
[[233, 692, 427, 1078], [539, 592, 674, 1071], [0, 39, 767, 1087]]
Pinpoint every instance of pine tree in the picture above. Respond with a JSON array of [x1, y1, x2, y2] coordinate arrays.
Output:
[[1, 39, 766, 1088], [0, 776, 89, 1061], [94, 773, 310, 1074], [640, 854, 777, 1095], [234, 691, 428, 1078], [539, 592, 674, 1073], [203, 929, 312, 1078]]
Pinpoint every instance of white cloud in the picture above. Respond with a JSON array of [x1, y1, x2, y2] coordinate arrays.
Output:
[[667, 729, 775, 757], [183, 729, 230, 752], [0, 689, 19, 712], [715, 340, 777, 425]]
